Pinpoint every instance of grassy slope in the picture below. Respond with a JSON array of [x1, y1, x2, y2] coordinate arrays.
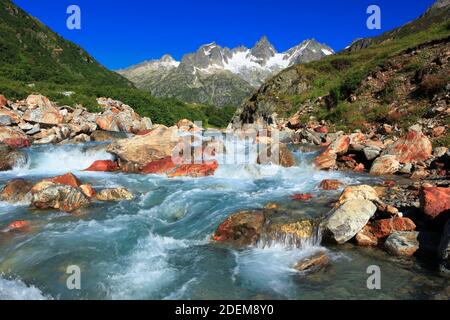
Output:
[[241, 4, 449, 141], [0, 0, 235, 127]]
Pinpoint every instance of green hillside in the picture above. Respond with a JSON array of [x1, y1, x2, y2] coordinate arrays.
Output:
[[0, 0, 234, 127]]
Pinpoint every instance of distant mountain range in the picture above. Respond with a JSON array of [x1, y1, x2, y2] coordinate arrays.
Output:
[[117, 37, 334, 107]]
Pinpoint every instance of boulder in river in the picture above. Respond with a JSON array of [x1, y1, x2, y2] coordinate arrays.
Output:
[[323, 199, 377, 244], [167, 161, 219, 178], [80, 184, 96, 198], [31, 182, 90, 212], [293, 252, 330, 273], [84, 160, 119, 172], [355, 217, 416, 246], [0, 144, 27, 171], [319, 179, 343, 190], [257, 142, 295, 167], [107, 126, 180, 168], [420, 186, 450, 219], [45, 173, 82, 189], [212, 210, 265, 247], [384, 231, 419, 257], [96, 188, 134, 201], [0, 179, 33, 204]]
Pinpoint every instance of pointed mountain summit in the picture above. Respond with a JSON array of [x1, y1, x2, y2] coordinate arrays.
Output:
[[119, 36, 334, 107], [250, 36, 277, 63]]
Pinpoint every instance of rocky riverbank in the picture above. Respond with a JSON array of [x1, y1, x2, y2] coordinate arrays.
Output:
[[1, 92, 449, 283], [213, 121, 450, 276]]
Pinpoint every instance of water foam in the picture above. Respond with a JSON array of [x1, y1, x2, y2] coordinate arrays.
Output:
[[12, 143, 113, 175], [0, 276, 50, 300]]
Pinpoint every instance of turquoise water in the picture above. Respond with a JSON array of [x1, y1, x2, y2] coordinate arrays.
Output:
[[0, 143, 448, 300]]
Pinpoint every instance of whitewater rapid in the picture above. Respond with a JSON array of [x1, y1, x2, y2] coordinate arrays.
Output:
[[1, 141, 444, 300]]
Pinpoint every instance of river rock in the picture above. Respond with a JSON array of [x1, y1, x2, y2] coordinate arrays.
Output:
[[355, 227, 378, 246], [0, 126, 30, 148], [90, 130, 128, 142], [369, 155, 401, 175], [257, 142, 295, 167], [80, 184, 96, 198], [324, 199, 377, 244], [84, 160, 119, 172], [212, 210, 265, 247], [355, 217, 416, 246], [264, 220, 316, 247], [31, 182, 90, 212], [0, 179, 33, 204], [0, 144, 27, 171], [167, 161, 219, 178], [420, 187, 450, 219], [337, 185, 380, 205], [382, 126, 432, 164], [107, 125, 180, 167], [45, 173, 82, 189], [363, 146, 381, 161], [0, 108, 20, 124], [141, 157, 177, 174], [293, 252, 330, 272], [319, 179, 343, 190], [314, 152, 337, 170], [314, 135, 350, 170], [23, 95, 64, 125], [96, 188, 134, 201], [384, 231, 419, 257], [290, 193, 314, 201]]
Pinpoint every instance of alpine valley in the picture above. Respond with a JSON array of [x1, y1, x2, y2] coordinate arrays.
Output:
[[118, 37, 334, 107], [0, 0, 449, 302]]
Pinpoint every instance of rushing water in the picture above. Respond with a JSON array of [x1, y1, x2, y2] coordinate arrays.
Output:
[[0, 142, 448, 300]]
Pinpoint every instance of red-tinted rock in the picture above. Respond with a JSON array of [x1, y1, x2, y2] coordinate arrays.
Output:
[[0, 127, 30, 148], [356, 217, 416, 246], [141, 157, 177, 174], [168, 161, 218, 178], [212, 210, 265, 246], [382, 127, 432, 164], [6, 220, 29, 231], [355, 226, 378, 246], [314, 151, 337, 170], [290, 193, 314, 201], [80, 184, 96, 198], [136, 129, 152, 136], [319, 179, 343, 190], [420, 187, 450, 219], [46, 173, 82, 189], [314, 126, 329, 134], [84, 160, 119, 172], [314, 135, 350, 170], [0, 95, 7, 107], [370, 217, 416, 238], [2, 138, 30, 148]]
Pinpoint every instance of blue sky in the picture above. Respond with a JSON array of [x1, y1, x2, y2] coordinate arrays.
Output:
[[13, 0, 436, 70]]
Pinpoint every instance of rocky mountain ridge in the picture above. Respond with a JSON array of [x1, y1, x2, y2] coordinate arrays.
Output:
[[118, 37, 334, 107]]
